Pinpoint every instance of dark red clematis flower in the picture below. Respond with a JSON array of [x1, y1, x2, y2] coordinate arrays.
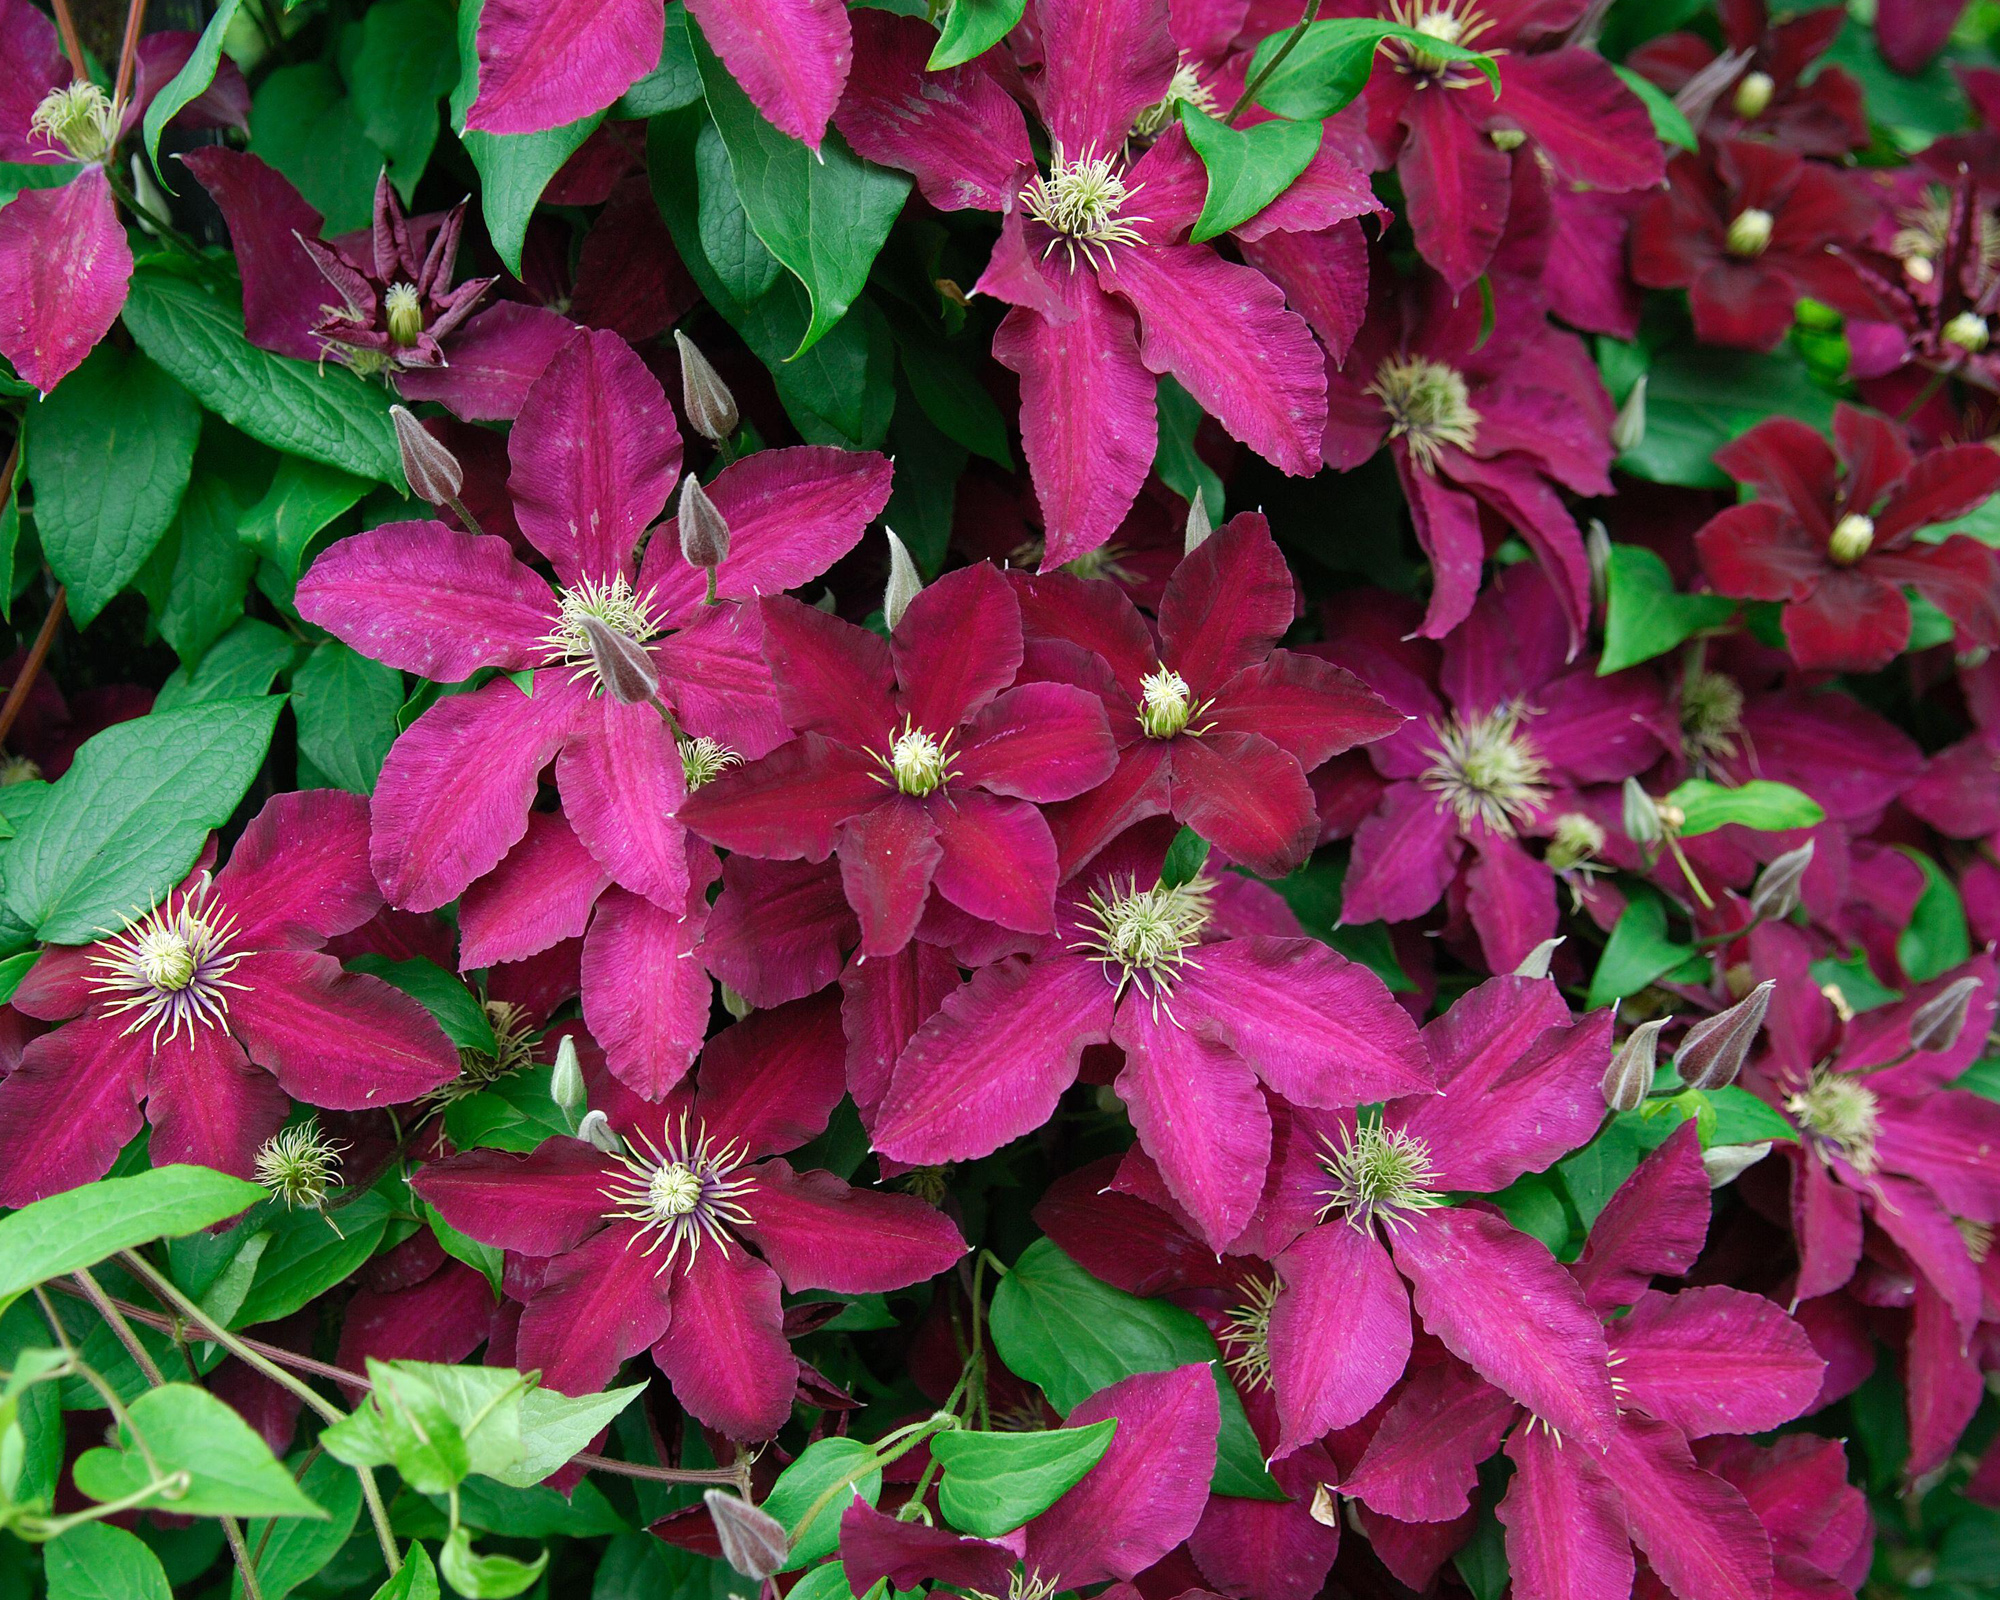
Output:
[[1632, 138, 1885, 351], [1694, 403, 2000, 672]]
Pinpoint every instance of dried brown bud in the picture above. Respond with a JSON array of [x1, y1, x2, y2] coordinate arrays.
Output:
[[703, 1490, 788, 1580], [577, 615, 661, 707], [1748, 839, 1814, 924], [390, 405, 462, 506], [1675, 979, 1774, 1092], [1909, 975, 1982, 1054], [675, 330, 739, 444], [677, 473, 730, 572], [1604, 1017, 1669, 1112]]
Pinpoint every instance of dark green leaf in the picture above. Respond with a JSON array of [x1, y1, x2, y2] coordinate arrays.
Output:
[[451, 1475, 627, 1537], [1665, 778, 1825, 837], [0, 950, 36, 1003], [1155, 377, 1224, 525], [1823, 17, 1966, 151], [613, 3, 703, 116], [931, 1421, 1115, 1537], [142, 0, 245, 180], [1485, 1173, 1570, 1255], [1452, 1469, 1509, 1600], [73, 1383, 326, 1518], [352, 0, 459, 199], [347, 954, 494, 1052], [765, 1436, 882, 1568], [890, 316, 1012, 467], [234, 1191, 393, 1328], [249, 63, 387, 234], [1555, 1113, 1673, 1228], [1585, 892, 1695, 1010], [1612, 64, 1697, 150], [237, 455, 373, 580], [25, 344, 201, 626], [930, 0, 1027, 69], [1599, 544, 1735, 674], [696, 120, 783, 305], [441, 1064, 571, 1154], [1160, 826, 1210, 889], [0, 468, 19, 621], [156, 470, 259, 665], [234, 1451, 363, 1600], [1898, 849, 1970, 984], [1605, 338, 1835, 490], [45, 1522, 172, 1600], [152, 619, 295, 711], [293, 640, 404, 793], [1248, 19, 1498, 121], [1178, 107, 1322, 244]]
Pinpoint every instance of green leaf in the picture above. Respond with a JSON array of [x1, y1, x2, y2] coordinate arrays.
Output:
[[788, 1565, 856, 1600], [1160, 825, 1210, 890], [0, 467, 20, 621], [234, 1190, 393, 1327], [1823, 17, 1967, 152], [249, 63, 387, 234], [512, 1384, 647, 1487], [1155, 376, 1225, 525], [1706, 1085, 1798, 1146], [1612, 64, 1697, 150], [442, 1064, 571, 1154], [3, 697, 281, 942], [45, 1522, 172, 1600], [0, 950, 35, 1004], [613, 3, 703, 116], [156, 470, 259, 666], [420, 1200, 504, 1296], [347, 954, 494, 1052], [1485, 1172, 1570, 1255], [1599, 544, 1736, 673], [1665, 778, 1825, 837], [73, 1383, 326, 1518], [293, 641, 403, 794], [153, 619, 295, 711], [451, 1475, 626, 1537], [439, 1528, 547, 1599], [1585, 892, 1695, 1010], [989, 1239, 1283, 1500], [890, 317, 1012, 467], [235, 1451, 363, 1600], [1898, 849, 1971, 984], [142, 0, 245, 180], [370, 1541, 440, 1600], [122, 267, 404, 483], [351, 0, 459, 199], [1556, 1112, 1673, 1228], [1178, 107, 1323, 244], [931, 1421, 1115, 1537], [25, 344, 202, 626], [929, 0, 1027, 69], [1248, 19, 1498, 121], [691, 21, 911, 358], [695, 120, 784, 306], [237, 455, 372, 580], [0, 1168, 261, 1308], [1604, 338, 1835, 490], [765, 1436, 881, 1569], [1452, 1470, 1509, 1600]]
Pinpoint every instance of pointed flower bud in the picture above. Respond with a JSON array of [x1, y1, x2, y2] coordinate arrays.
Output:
[[1604, 1017, 1669, 1112], [577, 1109, 623, 1154], [677, 473, 730, 574], [1726, 207, 1774, 257], [1748, 839, 1814, 923], [1612, 373, 1647, 454], [1586, 518, 1612, 613], [391, 406, 464, 506], [884, 528, 921, 630], [1675, 979, 1774, 1091], [1731, 69, 1775, 119], [1622, 777, 1664, 848], [703, 1491, 788, 1580], [1702, 1141, 1772, 1188], [1184, 493, 1213, 555], [1513, 937, 1563, 980], [577, 614, 661, 707], [1909, 975, 1982, 1053], [675, 331, 739, 444], [549, 1033, 585, 1134]]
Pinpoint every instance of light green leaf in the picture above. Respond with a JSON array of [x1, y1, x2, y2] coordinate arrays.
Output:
[[1178, 106, 1322, 244], [1585, 892, 1695, 1010], [1706, 1085, 1798, 1146], [1599, 544, 1737, 673], [439, 1528, 547, 1599], [234, 1191, 393, 1328], [122, 266, 404, 484], [931, 1421, 1115, 1537], [0, 951, 35, 1004], [420, 1200, 504, 1296], [235, 1452, 363, 1600], [73, 1383, 326, 1518], [1612, 64, 1697, 150], [351, 0, 459, 200], [25, 344, 201, 626], [1486, 1172, 1570, 1255], [510, 1383, 647, 1487], [45, 1522, 172, 1600], [370, 1541, 440, 1600], [1248, 19, 1498, 121], [929, 0, 1026, 69], [1898, 849, 1971, 984], [142, 0, 245, 181], [613, 3, 703, 116], [293, 640, 403, 794], [0, 1168, 260, 1308], [765, 1436, 881, 1569], [346, 954, 495, 1052], [789, 1564, 856, 1600], [153, 619, 296, 711], [3, 696, 280, 942], [1665, 778, 1825, 836], [441, 1064, 571, 1154]]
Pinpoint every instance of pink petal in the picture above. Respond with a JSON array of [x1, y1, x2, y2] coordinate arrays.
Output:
[[0, 1014, 150, 1206], [1158, 513, 1296, 696], [0, 168, 132, 393], [693, 993, 846, 1160], [740, 1157, 966, 1292], [1023, 1364, 1217, 1587], [412, 1139, 623, 1256], [1340, 782, 1462, 925], [1463, 830, 1559, 976], [458, 811, 610, 969], [1907, 1274, 1984, 1477], [686, 0, 851, 150], [1498, 1423, 1635, 1600], [214, 789, 382, 949], [839, 1501, 1016, 1597], [1607, 1287, 1825, 1438], [875, 955, 1116, 1164], [1209, 650, 1405, 771], [1574, 1121, 1710, 1311], [396, 302, 577, 422], [650, 1244, 794, 1439], [1391, 1206, 1619, 1445], [519, 1223, 673, 1396], [653, 601, 795, 759], [1402, 454, 1489, 640], [370, 676, 580, 912], [1875, 1090, 2000, 1222], [1344, 1357, 1518, 1523], [228, 950, 459, 1108], [144, 1025, 289, 1181], [0, 0, 65, 164], [296, 522, 555, 679], [1398, 88, 1510, 293], [1268, 1222, 1412, 1456], [579, 886, 709, 1099], [931, 790, 1060, 936], [556, 694, 690, 910], [1497, 50, 1666, 192], [894, 561, 1023, 732], [1046, 741, 1175, 880], [704, 857, 856, 1008], [1789, 1152, 1863, 1303], [1031, 0, 1175, 159], [679, 733, 887, 861], [842, 938, 957, 1127], [836, 796, 944, 958], [1169, 730, 1319, 877], [467, 0, 663, 135], [509, 327, 682, 585], [1865, 1172, 1984, 1336], [1188, 1451, 1343, 1600], [1596, 1416, 1773, 1600], [1244, 221, 1371, 364], [954, 681, 1120, 802], [179, 148, 324, 361], [758, 594, 897, 747], [1446, 454, 1593, 650]]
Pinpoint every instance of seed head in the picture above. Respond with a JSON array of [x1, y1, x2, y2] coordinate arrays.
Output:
[[1680, 669, 1745, 763], [1828, 513, 1874, 566], [255, 1120, 347, 1211], [674, 330, 739, 443], [1369, 355, 1480, 474], [1726, 207, 1775, 257]]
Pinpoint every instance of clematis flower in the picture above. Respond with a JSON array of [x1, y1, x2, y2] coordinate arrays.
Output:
[[412, 993, 966, 1437], [1320, 566, 1671, 974], [1700, 1435, 1874, 1600], [296, 325, 893, 920], [1320, 263, 1616, 643], [1905, 653, 2000, 842], [678, 561, 1117, 957], [837, 5, 1351, 566], [874, 821, 1433, 1250], [1632, 137, 1885, 352], [1346, 0, 1665, 292], [1015, 512, 1404, 879], [1693, 404, 2000, 672], [0, 791, 459, 1206], [1876, 0, 1967, 75]]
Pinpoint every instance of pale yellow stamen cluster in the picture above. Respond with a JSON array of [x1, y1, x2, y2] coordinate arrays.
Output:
[[1370, 355, 1481, 473], [1420, 705, 1551, 836]]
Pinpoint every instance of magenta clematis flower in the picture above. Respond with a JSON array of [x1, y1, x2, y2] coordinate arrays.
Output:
[[1905, 654, 2000, 842], [1632, 138, 1885, 352], [412, 994, 967, 1437], [678, 561, 1118, 958], [873, 821, 1433, 1251], [1322, 566, 1671, 973], [1346, 0, 1664, 292], [1321, 265, 1616, 643], [296, 325, 893, 919], [837, 5, 1351, 566], [1701, 1435, 1874, 1600], [1016, 513, 1404, 879], [0, 790, 459, 1206], [1694, 404, 2000, 672]]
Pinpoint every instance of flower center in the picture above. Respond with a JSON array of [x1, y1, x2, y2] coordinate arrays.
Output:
[[1369, 355, 1480, 473], [1958, 1217, 1994, 1264], [255, 1120, 347, 1211], [1318, 1118, 1443, 1230], [540, 575, 660, 688], [1828, 512, 1875, 566], [90, 879, 247, 1043], [384, 282, 423, 347], [427, 1001, 538, 1107], [31, 82, 118, 163], [1388, 0, 1493, 75], [1219, 1275, 1279, 1393], [1074, 873, 1214, 1006], [679, 735, 741, 792], [1137, 665, 1204, 739], [1019, 150, 1149, 269], [1680, 669, 1744, 763], [600, 1113, 757, 1274], [1726, 208, 1774, 257], [890, 725, 949, 796], [1545, 811, 1607, 875], [0, 754, 42, 785], [1944, 310, 1992, 353], [1787, 1069, 1881, 1173], [1132, 55, 1219, 137], [1731, 69, 1775, 120], [1420, 705, 1550, 836]]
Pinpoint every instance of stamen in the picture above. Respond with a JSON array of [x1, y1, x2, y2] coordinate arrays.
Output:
[[1132, 55, 1219, 137], [1726, 208, 1774, 257], [1369, 355, 1480, 473], [1386, 0, 1497, 76], [599, 1111, 758, 1275], [1828, 513, 1874, 566], [1072, 873, 1214, 1012], [539, 575, 661, 691], [1020, 148, 1150, 270], [1138, 666, 1206, 739], [1680, 669, 1745, 763], [1219, 1275, 1280, 1393], [255, 1120, 347, 1211], [424, 1001, 538, 1108], [1787, 1069, 1881, 1173], [89, 877, 249, 1045], [1317, 1118, 1444, 1231], [866, 717, 956, 797], [1545, 812, 1607, 877], [31, 82, 118, 163], [384, 283, 423, 347], [679, 735, 741, 792], [1419, 705, 1550, 836]]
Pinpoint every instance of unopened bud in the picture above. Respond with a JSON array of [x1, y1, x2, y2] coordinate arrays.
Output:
[[1309, 1483, 1339, 1527], [1675, 979, 1774, 1091], [1828, 513, 1874, 566], [1622, 778, 1664, 848], [391, 406, 464, 506], [1513, 937, 1563, 980], [1586, 519, 1612, 613], [1944, 310, 1991, 353], [703, 1491, 788, 1580], [1490, 127, 1526, 151], [675, 331, 739, 444], [1726, 207, 1774, 257], [1604, 1017, 1669, 1112], [549, 1034, 585, 1133], [884, 528, 921, 630], [1184, 494, 1213, 555], [577, 615, 661, 707], [677, 473, 730, 571], [719, 982, 753, 1020], [1701, 1140, 1771, 1188], [1612, 374, 1647, 454], [1748, 839, 1814, 923], [576, 1109, 623, 1154], [1731, 69, 1775, 120], [1909, 975, 1982, 1053]]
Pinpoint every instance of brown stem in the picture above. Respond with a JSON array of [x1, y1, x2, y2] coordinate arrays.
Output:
[[112, 0, 149, 115], [72, 1268, 166, 1385], [47, 0, 87, 79], [0, 587, 67, 749]]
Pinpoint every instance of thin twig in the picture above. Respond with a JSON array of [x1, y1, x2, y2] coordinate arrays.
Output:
[[0, 587, 68, 749], [47, 0, 87, 79], [111, 0, 150, 115], [72, 1268, 166, 1385]]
